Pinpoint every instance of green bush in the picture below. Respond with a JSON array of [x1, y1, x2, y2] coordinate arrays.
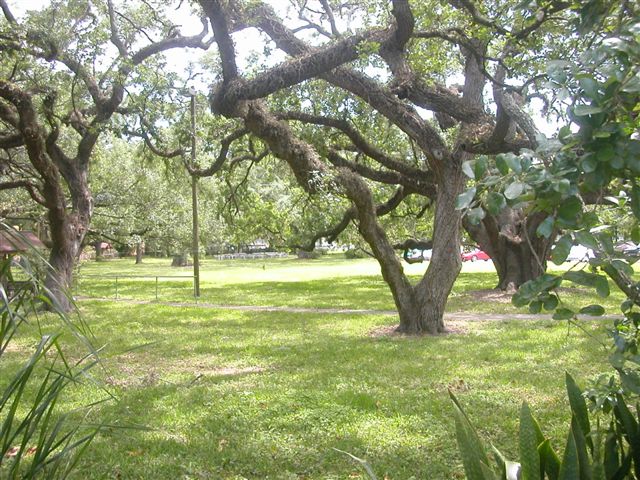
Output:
[[344, 248, 369, 259]]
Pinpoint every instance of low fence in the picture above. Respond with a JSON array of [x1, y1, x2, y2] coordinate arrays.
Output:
[[212, 252, 289, 260], [77, 274, 196, 301]]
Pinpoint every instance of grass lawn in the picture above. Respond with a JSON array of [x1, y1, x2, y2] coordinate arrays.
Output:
[[75, 255, 627, 315], [2, 255, 618, 478], [5, 302, 611, 479]]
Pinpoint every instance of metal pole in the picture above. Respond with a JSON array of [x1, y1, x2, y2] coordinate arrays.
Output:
[[190, 90, 200, 298]]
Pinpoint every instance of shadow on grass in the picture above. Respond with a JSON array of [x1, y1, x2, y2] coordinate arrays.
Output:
[[58, 301, 610, 479]]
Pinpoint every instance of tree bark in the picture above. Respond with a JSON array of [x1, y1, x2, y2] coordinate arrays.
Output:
[[44, 211, 88, 312], [135, 241, 143, 264], [464, 210, 552, 291], [412, 164, 464, 333], [171, 254, 188, 267]]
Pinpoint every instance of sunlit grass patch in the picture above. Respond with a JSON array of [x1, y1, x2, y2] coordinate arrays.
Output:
[[76, 256, 627, 315], [2, 294, 611, 479]]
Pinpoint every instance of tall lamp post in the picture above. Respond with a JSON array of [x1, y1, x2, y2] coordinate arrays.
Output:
[[189, 87, 200, 298]]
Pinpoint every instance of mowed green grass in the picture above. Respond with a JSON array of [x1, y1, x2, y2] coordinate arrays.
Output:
[[75, 255, 627, 315], [4, 300, 611, 479], [2, 255, 617, 478]]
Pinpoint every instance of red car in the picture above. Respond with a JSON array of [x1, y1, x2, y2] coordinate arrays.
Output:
[[461, 249, 490, 262]]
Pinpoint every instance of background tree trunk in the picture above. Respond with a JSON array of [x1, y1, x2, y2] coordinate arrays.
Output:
[[171, 254, 188, 267], [464, 210, 552, 291], [135, 242, 143, 264]]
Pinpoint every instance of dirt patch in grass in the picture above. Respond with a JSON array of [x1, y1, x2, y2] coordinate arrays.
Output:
[[368, 321, 469, 338], [466, 289, 514, 303]]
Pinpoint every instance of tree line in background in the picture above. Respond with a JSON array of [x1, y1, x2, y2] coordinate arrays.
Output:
[[0, 0, 637, 333]]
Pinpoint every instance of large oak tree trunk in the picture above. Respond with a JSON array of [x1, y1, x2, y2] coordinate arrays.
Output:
[[413, 166, 464, 333], [340, 165, 464, 335], [492, 243, 547, 292], [45, 211, 89, 312], [465, 210, 552, 291], [43, 170, 91, 312]]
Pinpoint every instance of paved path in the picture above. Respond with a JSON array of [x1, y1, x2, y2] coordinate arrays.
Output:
[[74, 296, 579, 322]]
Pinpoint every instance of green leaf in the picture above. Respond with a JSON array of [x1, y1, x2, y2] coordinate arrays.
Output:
[[519, 402, 542, 480], [554, 179, 571, 194], [597, 232, 614, 255], [581, 154, 598, 173], [543, 295, 559, 311], [551, 235, 573, 264], [569, 416, 592, 480], [537, 216, 555, 239], [564, 270, 601, 288], [450, 392, 494, 480], [579, 305, 605, 316], [621, 299, 634, 313], [613, 393, 640, 472], [512, 275, 562, 307], [574, 231, 599, 251], [558, 196, 582, 221], [504, 182, 525, 200], [563, 270, 609, 297], [596, 144, 615, 163], [505, 154, 522, 174], [579, 77, 599, 98], [558, 125, 572, 142], [622, 74, 640, 93], [558, 429, 580, 480], [456, 187, 477, 210], [486, 192, 507, 216], [529, 301, 543, 314], [539, 439, 561, 480], [573, 104, 604, 116], [495, 155, 509, 175], [474, 157, 488, 179], [463, 160, 476, 179], [604, 433, 621, 479], [611, 259, 634, 277], [467, 207, 486, 225], [565, 373, 591, 446], [553, 308, 575, 320]]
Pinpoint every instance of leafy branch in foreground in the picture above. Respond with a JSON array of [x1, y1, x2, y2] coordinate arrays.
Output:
[[449, 5, 640, 479], [0, 228, 104, 479]]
